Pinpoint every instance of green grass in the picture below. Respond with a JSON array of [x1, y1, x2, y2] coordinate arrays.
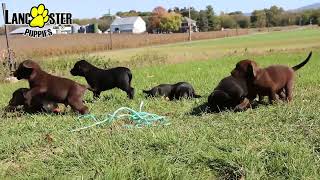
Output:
[[1, 28, 320, 179], [38, 28, 320, 65]]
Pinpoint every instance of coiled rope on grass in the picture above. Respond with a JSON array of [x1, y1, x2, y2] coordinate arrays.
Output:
[[71, 101, 169, 132]]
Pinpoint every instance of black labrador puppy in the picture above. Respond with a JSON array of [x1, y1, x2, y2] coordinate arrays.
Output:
[[143, 82, 201, 100], [5, 88, 59, 113], [70, 60, 134, 99], [208, 76, 253, 112]]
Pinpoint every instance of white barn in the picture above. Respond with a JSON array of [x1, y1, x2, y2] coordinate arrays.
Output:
[[110, 16, 146, 34]]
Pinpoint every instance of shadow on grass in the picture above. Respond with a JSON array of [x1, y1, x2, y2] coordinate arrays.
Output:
[[206, 158, 245, 180], [1, 106, 70, 119], [189, 103, 212, 116], [84, 95, 114, 103], [189, 101, 266, 116]]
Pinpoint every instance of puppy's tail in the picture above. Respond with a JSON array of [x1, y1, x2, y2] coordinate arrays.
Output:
[[292, 51, 312, 71], [143, 90, 150, 94]]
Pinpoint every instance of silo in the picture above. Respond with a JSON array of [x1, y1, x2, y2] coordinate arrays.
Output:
[[93, 23, 99, 33], [71, 25, 79, 33]]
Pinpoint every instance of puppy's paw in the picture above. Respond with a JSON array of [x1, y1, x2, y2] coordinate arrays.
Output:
[[234, 98, 250, 112]]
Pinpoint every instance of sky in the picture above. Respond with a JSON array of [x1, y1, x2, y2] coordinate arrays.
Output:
[[1, 0, 320, 25]]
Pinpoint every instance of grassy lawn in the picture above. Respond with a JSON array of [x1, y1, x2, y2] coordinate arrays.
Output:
[[0, 28, 320, 179]]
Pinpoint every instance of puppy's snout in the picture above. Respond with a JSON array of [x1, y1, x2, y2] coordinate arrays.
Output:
[[70, 69, 75, 75]]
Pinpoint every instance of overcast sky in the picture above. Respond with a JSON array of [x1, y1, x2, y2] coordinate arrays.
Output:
[[1, 0, 320, 25]]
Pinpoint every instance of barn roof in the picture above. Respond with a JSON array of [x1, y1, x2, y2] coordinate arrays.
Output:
[[9, 27, 29, 34], [111, 16, 141, 26], [182, 17, 196, 23]]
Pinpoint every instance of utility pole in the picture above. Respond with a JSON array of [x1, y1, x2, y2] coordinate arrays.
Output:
[[108, 9, 113, 50], [2, 3, 13, 71], [188, 6, 192, 41]]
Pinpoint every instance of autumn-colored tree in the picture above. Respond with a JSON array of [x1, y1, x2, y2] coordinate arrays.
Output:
[[153, 6, 167, 16], [148, 6, 167, 32]]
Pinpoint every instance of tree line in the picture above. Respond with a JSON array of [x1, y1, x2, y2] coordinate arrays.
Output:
[[1, 5, 320, 34], [115, 5, 320, 32]]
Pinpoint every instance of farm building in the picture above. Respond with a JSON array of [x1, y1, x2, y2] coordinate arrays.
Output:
[[79, 24, 102, 34], [9, 24, 83, 35], [180, 17, 198, 33], [110, 16, 146, 34]]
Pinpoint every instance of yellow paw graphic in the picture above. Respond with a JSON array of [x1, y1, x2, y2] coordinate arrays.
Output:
[[29, 4, 49, 28]]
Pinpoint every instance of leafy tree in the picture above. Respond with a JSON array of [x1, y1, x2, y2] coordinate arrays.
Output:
[[301, 11, 312, 25], [98, 16, 113, 32], [228, 11, 243, 16], [279, 12, 297, 26], [251, 10, 267, 28], [116, 10, 138, 17], [310, 9, 320, 25], [148, 6, 167, 32], [198, 10, 209, 31], [160, 12, 182, 32], [206, 5, 219, 30], [220, 15, 237, 28], [152, 6, 167, 16], [116, 11, 151, 17], [178, 7, 199, 20], [233, 15, 250, 28], [139, 12, 152, 17], [265, 6, 284, 27]]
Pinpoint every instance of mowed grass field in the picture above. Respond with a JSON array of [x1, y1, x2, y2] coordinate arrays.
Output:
[[1, 28, 320, 179]]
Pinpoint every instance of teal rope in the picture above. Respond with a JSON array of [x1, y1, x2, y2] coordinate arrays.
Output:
[[71, 102, 170, 132]]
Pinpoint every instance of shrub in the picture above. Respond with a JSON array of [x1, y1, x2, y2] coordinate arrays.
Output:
[[0, 63, 11, 82], [130, 50, 168, 67]]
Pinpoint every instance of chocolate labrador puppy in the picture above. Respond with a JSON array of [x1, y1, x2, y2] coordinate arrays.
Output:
[[70, 60, 134, 99], [208, 76, 253, 112], [232, 52, 312, 103], [5, 88, 59, 113], [13, 60, 88, 114], [143, 82, 201, 100]]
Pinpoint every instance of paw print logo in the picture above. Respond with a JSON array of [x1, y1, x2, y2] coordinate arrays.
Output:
[[29, 4, 49, 28]]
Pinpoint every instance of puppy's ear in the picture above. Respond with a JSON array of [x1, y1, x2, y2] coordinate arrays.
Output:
[[80, 64, 90, 73], [25, 66, 36, 79], [22, 62, 37, 79], [247, 63, 257, 79], [22, 61, 33, 69]]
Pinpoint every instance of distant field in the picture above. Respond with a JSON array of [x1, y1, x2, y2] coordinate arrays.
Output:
[[33, 27, 320, 73], [0, 29, 248, 58], [0, 28, 320, 179], [90, 27, 320, 64]]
